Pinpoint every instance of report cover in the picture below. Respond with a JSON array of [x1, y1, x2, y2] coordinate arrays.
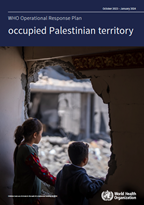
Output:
[[0, 1, 144, 205]]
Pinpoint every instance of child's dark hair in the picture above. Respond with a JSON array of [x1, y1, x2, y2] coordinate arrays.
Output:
[[68, 142, 89, 165], [14, 118, 42, 165]]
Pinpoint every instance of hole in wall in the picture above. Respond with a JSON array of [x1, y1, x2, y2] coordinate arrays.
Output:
[[28, 66, 111, 184]]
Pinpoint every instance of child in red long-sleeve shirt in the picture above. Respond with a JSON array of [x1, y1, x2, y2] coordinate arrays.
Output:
[[13, 118, 56, 205]]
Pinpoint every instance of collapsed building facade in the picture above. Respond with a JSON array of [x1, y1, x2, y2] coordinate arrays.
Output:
[[29, 66, 110, 139], [0, 46, 144, 205]]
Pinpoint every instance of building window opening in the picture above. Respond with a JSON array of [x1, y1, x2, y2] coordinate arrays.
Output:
[[28, 66, 111, 193]]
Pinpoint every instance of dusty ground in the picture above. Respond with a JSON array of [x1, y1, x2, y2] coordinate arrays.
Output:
[[38, 136, 111, 179]]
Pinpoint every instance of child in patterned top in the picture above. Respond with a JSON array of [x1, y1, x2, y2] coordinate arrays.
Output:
[[13, 118, 56, 205]]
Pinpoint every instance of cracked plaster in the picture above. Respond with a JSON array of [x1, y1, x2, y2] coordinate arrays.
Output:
[[24, 58, 87, 114]]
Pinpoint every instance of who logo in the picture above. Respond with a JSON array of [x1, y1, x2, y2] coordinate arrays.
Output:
[[101, 190, 114, 201]]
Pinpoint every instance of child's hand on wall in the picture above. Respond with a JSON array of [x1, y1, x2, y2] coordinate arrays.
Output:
[[99, 177, 105, 181]]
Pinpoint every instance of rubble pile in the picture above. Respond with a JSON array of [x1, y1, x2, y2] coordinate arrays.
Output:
[[38, 136, 111, 178]]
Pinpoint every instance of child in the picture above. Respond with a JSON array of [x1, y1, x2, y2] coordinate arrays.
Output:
[[13, 118, 56, 205], [55, 141, 104, 205]]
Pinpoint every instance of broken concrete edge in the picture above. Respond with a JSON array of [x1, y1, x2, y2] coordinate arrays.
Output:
[[21, 46, 31, 119], [105, 103, 117, 184], [80, 71, 116, 184], [28, 58, 88, 79], [90, 75, 111, 104], [23, 58, 89, 119]]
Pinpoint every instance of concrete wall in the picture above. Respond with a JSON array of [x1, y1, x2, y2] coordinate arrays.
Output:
[[0, 47, 26, 205], [58, 93, 81, 135], [81, 68, 144, 204], [95, 94, 110, 133]]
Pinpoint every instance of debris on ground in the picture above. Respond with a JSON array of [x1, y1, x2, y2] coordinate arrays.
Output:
[[38, 135, 111, 179]]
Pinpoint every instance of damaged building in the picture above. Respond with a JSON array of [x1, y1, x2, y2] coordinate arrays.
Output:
[[29, 66, 110, 139], [0, 47, 144, 205]]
